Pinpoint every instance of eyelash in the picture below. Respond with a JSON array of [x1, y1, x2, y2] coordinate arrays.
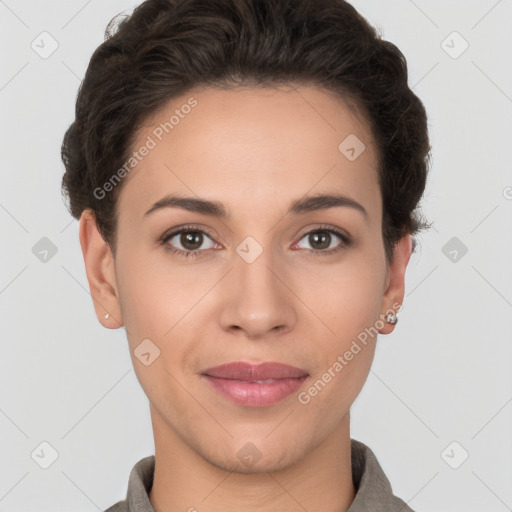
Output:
[[158, 223, 351, 259]]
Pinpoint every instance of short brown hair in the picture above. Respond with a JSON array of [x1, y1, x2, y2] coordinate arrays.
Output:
[[61, 0, 431, 265]]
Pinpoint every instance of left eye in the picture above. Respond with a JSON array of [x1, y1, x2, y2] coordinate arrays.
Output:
[[295, 229, 347, 251]]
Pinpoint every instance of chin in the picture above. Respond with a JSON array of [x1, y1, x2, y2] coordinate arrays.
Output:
[[204, 441, 306, 475]]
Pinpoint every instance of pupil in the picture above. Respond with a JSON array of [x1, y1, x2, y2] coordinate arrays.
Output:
[[181, 232, 202, 250], [310, 232, 330, 250]]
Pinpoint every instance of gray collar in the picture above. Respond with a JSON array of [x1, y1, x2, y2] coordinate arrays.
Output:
[[106, 439, 414, 512]]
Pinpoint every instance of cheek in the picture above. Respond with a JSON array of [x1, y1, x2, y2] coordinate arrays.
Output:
[[115, 246, 212, 340], [298, 342, 376, 439], [293, 253, 386, 339], [290, 251, 385, 404], [115, 249, 219, 400], [114, 254, 201, 404], [295, 264, 382, 420]]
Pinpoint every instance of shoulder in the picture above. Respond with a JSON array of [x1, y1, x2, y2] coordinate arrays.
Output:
[[103, 502, 128, 512], [349, 439, 416, 512], [103, 455, 156, 512]]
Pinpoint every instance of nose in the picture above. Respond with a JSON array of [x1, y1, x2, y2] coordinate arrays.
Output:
[[218, 248, 297, 340]]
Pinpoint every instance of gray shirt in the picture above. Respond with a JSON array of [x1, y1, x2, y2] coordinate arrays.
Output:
[[105, 439, 415, 511]]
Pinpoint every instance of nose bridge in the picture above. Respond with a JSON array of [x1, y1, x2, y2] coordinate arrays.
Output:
[[219, 237, 296, 337]]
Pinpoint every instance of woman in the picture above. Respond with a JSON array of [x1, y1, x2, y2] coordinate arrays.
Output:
[[61, 0, 431, 510]]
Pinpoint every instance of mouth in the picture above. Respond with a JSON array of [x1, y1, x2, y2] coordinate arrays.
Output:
[[201, 361, 310, 407]]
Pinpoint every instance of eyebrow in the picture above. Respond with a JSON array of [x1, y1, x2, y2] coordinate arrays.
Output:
[[144, 193, 368, 220]]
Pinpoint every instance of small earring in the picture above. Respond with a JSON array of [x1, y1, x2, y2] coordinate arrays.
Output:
[[104, 313, 110, 320], [384, 312, 398, 325]]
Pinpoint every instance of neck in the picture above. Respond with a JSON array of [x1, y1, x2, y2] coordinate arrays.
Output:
[[149, 407, 356, 512]]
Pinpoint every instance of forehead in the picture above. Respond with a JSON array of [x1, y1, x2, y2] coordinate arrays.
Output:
[[118, 84, 381, 223]]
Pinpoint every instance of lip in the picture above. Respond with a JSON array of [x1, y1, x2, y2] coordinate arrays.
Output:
[[201, 362, 309, 407], [203, 362, 309, 380]]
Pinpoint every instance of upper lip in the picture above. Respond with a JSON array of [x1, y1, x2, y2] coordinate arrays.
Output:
[[202, 362, 309, 381]]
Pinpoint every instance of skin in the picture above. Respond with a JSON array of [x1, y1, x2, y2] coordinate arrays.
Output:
[[79, 84, 412, 512]]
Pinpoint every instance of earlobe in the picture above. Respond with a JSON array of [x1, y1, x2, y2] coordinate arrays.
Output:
[[78, 209, 124, 329], [378, 235, 413, 335]]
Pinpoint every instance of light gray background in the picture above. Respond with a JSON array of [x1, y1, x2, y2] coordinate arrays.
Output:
[[1, 1, 511, 511]]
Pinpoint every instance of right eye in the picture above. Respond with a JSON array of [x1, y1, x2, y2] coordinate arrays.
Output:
[[159, 227, 220, 259]]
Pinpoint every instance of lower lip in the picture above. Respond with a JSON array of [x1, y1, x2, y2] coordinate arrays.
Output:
[[202, 375, 308, 407]]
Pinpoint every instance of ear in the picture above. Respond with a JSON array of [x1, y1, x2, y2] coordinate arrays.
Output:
[[78, 209, 124, 329], [378, 234, 413, 335]]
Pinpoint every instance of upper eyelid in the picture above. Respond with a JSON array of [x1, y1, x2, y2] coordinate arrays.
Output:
[[163, 224, 218, 242]]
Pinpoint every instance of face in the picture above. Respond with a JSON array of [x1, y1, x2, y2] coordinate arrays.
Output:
[[80, 84, 410, 473]]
